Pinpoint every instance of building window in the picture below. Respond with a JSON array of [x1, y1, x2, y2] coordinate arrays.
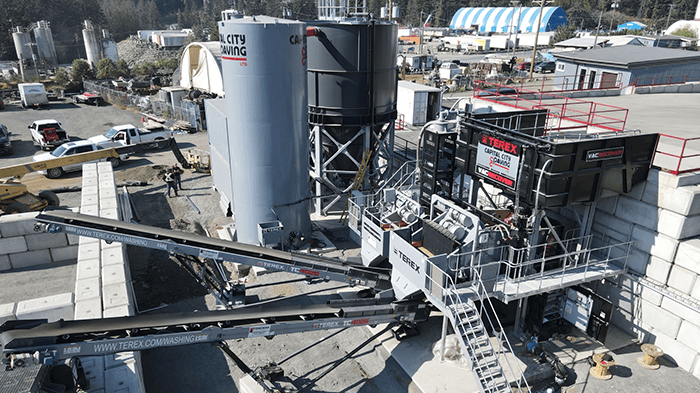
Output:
[[556, 62, 565, 72]]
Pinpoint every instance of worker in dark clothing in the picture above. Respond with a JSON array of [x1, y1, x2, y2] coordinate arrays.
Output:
[[164, 169, 178, 197], [172, 163, 184, 190]]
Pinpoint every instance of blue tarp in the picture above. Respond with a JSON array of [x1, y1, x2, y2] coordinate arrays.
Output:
[[617, 21, 647, 31]]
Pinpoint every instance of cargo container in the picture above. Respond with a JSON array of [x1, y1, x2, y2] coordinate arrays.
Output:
[[397, 81, 442, 126]]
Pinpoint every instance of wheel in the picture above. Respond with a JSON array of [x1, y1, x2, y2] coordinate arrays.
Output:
[[108, 157, 121, 167], [46, 167, 64, 179], [6, 201, 30, 214], [38, 190, 60, 206]]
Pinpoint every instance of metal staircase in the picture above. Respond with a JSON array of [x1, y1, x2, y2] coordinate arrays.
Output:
[[425, 260, 531, 393]]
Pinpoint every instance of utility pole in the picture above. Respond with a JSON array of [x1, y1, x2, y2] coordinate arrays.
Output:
[[666, 3, 675, 32], [512, 2, 522, 57], [528, 0, 548, 80], [609, 1, 619, 32], [593, 9, 603, 49]]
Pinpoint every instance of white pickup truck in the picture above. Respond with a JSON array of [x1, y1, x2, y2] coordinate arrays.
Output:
[[88, 124, 172, 149], [29, 119, 70, 150], [32, 140, 133, 178]]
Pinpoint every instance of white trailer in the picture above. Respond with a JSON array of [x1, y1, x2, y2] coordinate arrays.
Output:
[[18, 83, 49, 108], [397, 81, 442, 126]]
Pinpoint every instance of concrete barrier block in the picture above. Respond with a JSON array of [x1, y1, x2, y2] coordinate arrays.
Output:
[[632, 225, 678, 262], [81, 193, 99, 207], [82, 176, 98, 187], [75, 298, 103, 320], [80, 204, 99, 217], [25, 232, 68, 251], [667, 265, 697, 295], [0, 255, 10, 271], [646, 256, 672, 284], [571, 91, 588, 98], [81, 236, 100, 245], [105, 361, 141, 393], [650, 329, 699, 371], [83, 185, 99, 197], [50, 245, 79, 262], [664, 85, 680, 94], [593, 211, 633, 236], [588, 90, 604, 97], [625, 247, 650, 275], [79, 356, 105, 391], [97, 162, 112, 172], [678, 84, 694, 93], [642, 182, 700, 216], [661, 296, 700, 327], [9, 249, 52, 269], [75, 277, 102, 302], [67, 233, 80, 245], [676, 239, 700, 272], [604, 89, 620, 96], [0, 236, 28, 255], [103, 283, 131, 309], [0, 303, 16, 325], [99, 208, 119, 220], [650, 85, 665, 94], [0, 212, 40, 237], [99, 197, 118, 210], [677, 321, 700, 353], [641, 298, 682, 338], [103, 304, 134, 318], [16, 293, 74, 322], [634, 86, 650, 94], [77, 258, 101, 281], [105, 352, 135, 370], [101, 246, 124, 267], [596, 195, 617, 214], [692, 280, 700, 302], [102, 265, 126, 287], [616, 196, 659, 231], [693, 83, 700, 93], [78, 241, 101, 262]]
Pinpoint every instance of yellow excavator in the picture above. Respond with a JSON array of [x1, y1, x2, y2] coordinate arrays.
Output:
[[0, 148, 125, 214]]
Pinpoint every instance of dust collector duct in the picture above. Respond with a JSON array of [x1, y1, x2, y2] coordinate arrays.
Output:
[[218, 14, 310, 245]]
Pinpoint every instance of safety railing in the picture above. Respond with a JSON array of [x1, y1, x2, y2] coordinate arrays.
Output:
[[494, 74, 623, 93], [633, 75, 687, 87], [396, 113, 406, 130], [654, 134, 700, 175], [424, 259, 531, 392], [394, 134, 418, 162], [473, 81, 628, 132], [451, 236, 633, 301]]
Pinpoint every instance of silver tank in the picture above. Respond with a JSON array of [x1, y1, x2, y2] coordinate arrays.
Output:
[[218, 14, 310, 245], [83, 20, 100, 68], [33, 21, 57, 66], [12, 29, 33, 61]]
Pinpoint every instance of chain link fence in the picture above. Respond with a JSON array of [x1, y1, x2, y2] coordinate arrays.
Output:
[[83, 81, 200, 130]]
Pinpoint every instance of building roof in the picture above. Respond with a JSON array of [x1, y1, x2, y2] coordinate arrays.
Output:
[[552, 46, 700, 69], [554, 37, 603, 49], [449, 7, 567, 33]]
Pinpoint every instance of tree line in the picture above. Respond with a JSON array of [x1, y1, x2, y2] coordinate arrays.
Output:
[[1, 0, 697, 62]]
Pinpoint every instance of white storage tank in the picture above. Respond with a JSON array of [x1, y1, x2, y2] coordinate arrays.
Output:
[[12, 28, 33, 61], [397, 81, 442, 126], [217, 12, 310, 246], [82, 20, 100, 68], [33, 20, 57, 66]]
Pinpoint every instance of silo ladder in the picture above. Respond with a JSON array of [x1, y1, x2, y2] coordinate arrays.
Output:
[[339, 149, 372, 223]]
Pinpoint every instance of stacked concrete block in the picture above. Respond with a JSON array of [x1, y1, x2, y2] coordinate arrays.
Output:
[[591, 168, 700, 377], [74, 162, 143, 393], [0, 211, 78, 270], [15, 293, 74, 322]]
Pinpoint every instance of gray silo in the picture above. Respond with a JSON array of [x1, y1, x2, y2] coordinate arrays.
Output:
[[12, 28, 33, 62], [217, 13, 310, 246], [307, 20, 398, 215], [33, 20, 57, 67], [83, 20, 101, 68]]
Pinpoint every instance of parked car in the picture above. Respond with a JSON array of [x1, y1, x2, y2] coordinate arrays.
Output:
[[32, 140, 132, 178], [515, 62, 531, 71], [0, 124, 12, 155], [72, 92, 103, 106], [534, 61, 556, 73]]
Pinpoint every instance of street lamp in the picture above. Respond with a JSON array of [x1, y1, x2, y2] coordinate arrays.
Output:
[[609, 1, 619, 32], [666, 3, 676, 31]]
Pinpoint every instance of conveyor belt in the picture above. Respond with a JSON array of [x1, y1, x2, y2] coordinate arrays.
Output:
[[1, 299, 427, 360], [34, 210, 391, 289]]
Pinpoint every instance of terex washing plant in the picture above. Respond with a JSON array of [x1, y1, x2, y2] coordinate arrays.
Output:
[[1, 5, 661, 393]]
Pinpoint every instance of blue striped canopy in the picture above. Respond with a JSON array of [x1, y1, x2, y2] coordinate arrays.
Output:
[[449, 7, 567, 33]]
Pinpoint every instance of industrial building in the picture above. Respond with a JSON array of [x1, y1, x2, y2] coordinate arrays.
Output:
[[552, 46, 700, 90], [449, 6, 567, 33]]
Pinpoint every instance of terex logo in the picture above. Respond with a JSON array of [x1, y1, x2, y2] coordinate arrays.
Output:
[[480, 135, 518, 154], [393, 248, 420, 273]]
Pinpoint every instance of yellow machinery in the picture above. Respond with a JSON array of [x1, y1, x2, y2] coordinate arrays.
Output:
[[0, 148, 123, 214]]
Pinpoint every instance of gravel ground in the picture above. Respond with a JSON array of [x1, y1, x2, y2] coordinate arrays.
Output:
[[0, 101, 419, 393]]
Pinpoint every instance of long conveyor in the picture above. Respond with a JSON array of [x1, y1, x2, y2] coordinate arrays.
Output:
[[33, 209, 391, 289]]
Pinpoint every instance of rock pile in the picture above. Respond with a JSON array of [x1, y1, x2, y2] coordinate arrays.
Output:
[[116, 37, 181, 67]]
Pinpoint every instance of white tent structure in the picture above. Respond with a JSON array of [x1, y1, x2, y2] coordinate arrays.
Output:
[[178, 42, 224, 97]]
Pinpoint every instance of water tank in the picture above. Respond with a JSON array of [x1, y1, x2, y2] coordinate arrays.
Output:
[[33, 21, 57, 66], [218, 14, 310, 245], [307, 20, 398, 182], [12, 28, 33, 60], [83, 20, 100, 68]]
